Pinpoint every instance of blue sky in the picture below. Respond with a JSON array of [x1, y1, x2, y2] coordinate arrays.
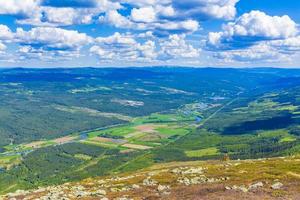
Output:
[[0, 0, 299, 68]]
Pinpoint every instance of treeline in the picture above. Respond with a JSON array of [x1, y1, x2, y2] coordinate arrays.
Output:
[[220, 139, 300, 159], [0, 142, 142, 193]]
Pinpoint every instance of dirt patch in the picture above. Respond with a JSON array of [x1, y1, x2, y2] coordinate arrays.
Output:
[[139, 132, 168, 141], [122, 143, 152, 150], [53, 136, 77, 144], [24, 141, 45, 149], [133, 124, 168, 141], [135, 124, 156, 133], [93, 137, 127, 144], [120, 149, 136, 154], [135, 124, 167, 133], [124, 131, 145, 139]]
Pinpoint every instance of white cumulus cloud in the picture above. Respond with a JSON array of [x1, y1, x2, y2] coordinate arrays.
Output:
[[0, 25, 13, 40], [9, 0, 121, 26], [0, 0, 39, 17], [131, 7, 157, 23], [0, 42, 6, 51], [208, 11, 298, 49], [15, 27, 92, 50], [160, 34, 200, 59], [172, 0, 239, 20], [205, 10, 300, 63], [91, 32, 157, 62], [214, 43, 288, 62], [99, 10, 133, 28]]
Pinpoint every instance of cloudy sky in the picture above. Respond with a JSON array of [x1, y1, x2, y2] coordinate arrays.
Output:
[[0, 0, 299, 68]]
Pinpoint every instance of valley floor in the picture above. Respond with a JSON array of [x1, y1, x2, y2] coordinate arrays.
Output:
[[2, 156, 300, 200], [1, 68, 300, 197]]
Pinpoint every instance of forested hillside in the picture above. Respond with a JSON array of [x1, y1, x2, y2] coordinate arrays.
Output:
[[0, 67, 300, 194]]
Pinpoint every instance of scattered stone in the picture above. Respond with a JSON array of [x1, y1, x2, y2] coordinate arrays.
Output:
[[7, 190, 30, 198], [157, 185, 170, 192], [132, 184, 140, 189], [220, 177, 230, 181], [271, 182, 283, 190], [110, 188, 120, 192], [143, 177, 158, 186], [98, 180, 106, 184], [120, 187, 131, 192], [182, 167, 204, 175], [178, 177, 191, 185], [93, 189, 106, 196], [239, 186, 248, 193], [190, 177, 203, 184], [178, 174, 227, 186], [115, 196, 133, 200], [75, 191, 89, 198], [225, 186, 231, 190], [248, 182, 264, 191], [229, 185, 248, 193], [171, 167, 204, 175], [171, 168, 181, 174], [162, 191, 171, 195]]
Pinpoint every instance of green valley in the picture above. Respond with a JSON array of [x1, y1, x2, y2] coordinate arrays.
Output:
[[0, 68, 300, 197]]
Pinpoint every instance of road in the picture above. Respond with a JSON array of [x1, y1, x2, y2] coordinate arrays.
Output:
[[114, 92, 243, 172], [199, 91, 243, 127]]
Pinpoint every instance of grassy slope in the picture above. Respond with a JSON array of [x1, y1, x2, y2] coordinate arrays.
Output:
[[3, 155, 300, 199], [1, 83, 300, 195]]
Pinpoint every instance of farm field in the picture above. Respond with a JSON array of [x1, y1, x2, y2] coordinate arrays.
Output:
[[0, 105, 200, 169], [0, 0, 300, 198], [0, 68, 300, 195]]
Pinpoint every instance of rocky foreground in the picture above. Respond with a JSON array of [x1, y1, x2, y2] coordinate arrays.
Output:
[[2, 156, 300, 200]]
